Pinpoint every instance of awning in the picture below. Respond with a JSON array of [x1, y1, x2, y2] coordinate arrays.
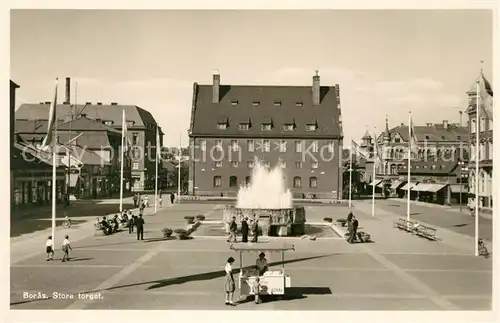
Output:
[[369, 179, 383, 186], [401, 182, 418, 190], [376, 181, 385, 188], [414, 183, 434, 192], [391, 180, 405, 189], [426, 183, 448, 193], [449, 184, 467, 193]]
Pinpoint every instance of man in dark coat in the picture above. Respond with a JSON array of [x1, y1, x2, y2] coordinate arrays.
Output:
[[241, 217, 249, 243], [136, 214, 145, 240], [170, 193, 175, 205], [348, 216, 359, 243]]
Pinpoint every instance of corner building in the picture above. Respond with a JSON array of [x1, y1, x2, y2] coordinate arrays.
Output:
[[188, 72, 344, 199]]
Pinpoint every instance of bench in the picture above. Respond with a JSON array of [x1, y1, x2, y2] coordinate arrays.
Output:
[[413, 225, 437, 241], [393, 218, 415, 232]]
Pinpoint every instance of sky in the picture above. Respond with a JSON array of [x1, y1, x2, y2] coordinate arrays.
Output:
[[10, 9, 493, 147]]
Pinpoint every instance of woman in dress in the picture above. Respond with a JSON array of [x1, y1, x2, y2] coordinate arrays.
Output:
[[224, 257, 236, 306]]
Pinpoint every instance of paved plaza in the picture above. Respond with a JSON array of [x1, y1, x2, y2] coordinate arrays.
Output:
[[10, 198, 493, 310]]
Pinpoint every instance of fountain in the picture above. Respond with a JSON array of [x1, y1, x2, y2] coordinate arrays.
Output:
[[222, 158, 306, 236]]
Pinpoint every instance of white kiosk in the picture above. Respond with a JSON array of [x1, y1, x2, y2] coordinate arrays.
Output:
[[229, 242, 294, 297]]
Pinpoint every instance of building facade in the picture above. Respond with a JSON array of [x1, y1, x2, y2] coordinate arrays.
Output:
[[188, 72, 344, 199], [467, 70, 493, 210], [14, 77, 163, 191]]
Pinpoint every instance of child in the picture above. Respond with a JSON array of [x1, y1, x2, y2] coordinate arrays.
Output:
[[61, 235, 72, 262], [252, 277, 261, 304], [45, 236, 54, 261]]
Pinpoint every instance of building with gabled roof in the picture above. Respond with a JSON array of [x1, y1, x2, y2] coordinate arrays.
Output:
[[188, 71, 344, 198]]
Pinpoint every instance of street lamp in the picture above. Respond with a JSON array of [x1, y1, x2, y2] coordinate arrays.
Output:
[[458, 160, 468, 213]]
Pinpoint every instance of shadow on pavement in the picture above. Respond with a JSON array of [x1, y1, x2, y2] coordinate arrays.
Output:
[[10, 253, 339, 306]]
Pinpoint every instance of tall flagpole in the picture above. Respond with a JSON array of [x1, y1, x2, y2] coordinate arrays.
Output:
[[348, 142, 353, 209], [155, 127, 159, 213], [119, 109, 125, 213], [407, 112, 412, 222], [371, 131, 377, 217], [177, 133, 181, 201], [51, 79, 59, 247], [475, 81, 480, 256]]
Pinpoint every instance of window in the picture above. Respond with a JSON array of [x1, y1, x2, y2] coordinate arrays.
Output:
[[262, 161, 271, 168], [489, 118, 493, 131], [309, 177, 318, 188], [311, 162, 319, 169], [104, 120, 113, 125], [327, 141, 334, 153], [132, 133, 139, 145], [263, 140, 270, 152], [457, 136, 461, 140], [215, 139, 222, 150], [261, 124, 272, 131], [306, 124, 317, 132], [283, 124, 294, 132], [230, 140, 239, 152], [295, 140, 303, 153], [214, 161, 223, 168], [230, 100, 238, 106], [488, 142, 493, 160], [431, 165, 436, 169], [247, 160, 254, 168], [273, 101, 281, 107], [229, 176, 238, 187], [295, 102, 303, 106], [295, 161, 303, 169], [245, 176, 251, 184], [239, 123, 250, 131], [480, 117, 486, 132], [252, 101, 260, 106], [247, 140, 254, 152], [200, 140, 206, 151], [293, 176, 302, 188], [132, 162, 139, 170], [279, 140, 287, 152], [470, 144, 476, 161], [441, 136, 446, 140], [213, 176, 222, 187], [471, 118, 477, 133], [278, 159, 286, 168], [231, 161, 239, 168], [311, 141, 319, 153], [217, 123, 227, 130], [127, 121, 134, 127]]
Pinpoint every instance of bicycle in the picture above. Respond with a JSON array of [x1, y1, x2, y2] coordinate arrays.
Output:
[[478, 239, 490, 258]]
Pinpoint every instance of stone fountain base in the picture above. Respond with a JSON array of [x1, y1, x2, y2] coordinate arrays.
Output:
[[222, 205, 306, 237]]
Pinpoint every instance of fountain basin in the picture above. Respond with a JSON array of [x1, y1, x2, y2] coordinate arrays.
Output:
[[222, 205, 306, 237]]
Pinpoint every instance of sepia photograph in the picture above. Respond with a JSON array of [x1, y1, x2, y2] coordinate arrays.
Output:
[[6, 5, 498, 318]]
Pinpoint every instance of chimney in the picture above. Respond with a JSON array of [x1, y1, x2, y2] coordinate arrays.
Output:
[[212, 70, 220, 104], [81, 113, 87, 118], [426, 123, 433, 127], [443, 120, 448, 129], [401, 123, 404, 126], [312, 70, 320, 105], [85, 101, 92, 105], [111, 102, 118, 105], [64, 77, 71, 104], [45, 101, 51, 105], [97, 102, 102, 105]]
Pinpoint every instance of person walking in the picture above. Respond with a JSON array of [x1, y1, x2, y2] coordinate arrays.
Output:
[[45, 236, 54, 261], [241, 217, 249, 243], [61, 235, 72, 262], [133, 193, 138, 208], [144, 195, 149, 208], [136, 214, 145, 240], [224, 257, 237, 306], [128, 213, 136, 234], [227, 217, 237, 242], [170, 192, 175, 205], [250, 219, 259, 243], [348, 216, 359, 243]]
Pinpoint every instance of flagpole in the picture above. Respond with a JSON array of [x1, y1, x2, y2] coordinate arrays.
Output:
[[177, 133, 181, 202], [407, 112, 411, 222], [119, 109, 125, 213], [348, 142, 352, 209], [371, 132, 377, 217], [51, 79, 59, 247], [475, 81, 480, 256], [155, 127, 159, 214]]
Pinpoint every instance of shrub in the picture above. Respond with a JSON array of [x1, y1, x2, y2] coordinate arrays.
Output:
[[195, 215, 206, 221], [174, 228, 188, 234], [161, 228, 173, 238], [184, 216, 195, 220], [323, 217, 333, 223]]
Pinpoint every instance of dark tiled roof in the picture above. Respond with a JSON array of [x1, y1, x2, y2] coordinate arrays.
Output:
[[15, 103, 158, 129], [190, 84, 342, 138], [18, 132, 114, 150], [398, 160, 458, 175], [15, 119, 51, 133], [378, 124, 469, 143], [57, 117, 121, 134]]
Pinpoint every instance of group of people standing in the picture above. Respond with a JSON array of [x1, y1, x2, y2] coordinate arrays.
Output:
[[45, 235, 72, 262], [132, 192, 177, 210], [227, 216, 259, 243]]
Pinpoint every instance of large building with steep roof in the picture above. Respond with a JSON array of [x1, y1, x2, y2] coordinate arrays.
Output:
[[466, 69, 493, 210], [14, 78, 164, 190], [188, 71, 344, 198]]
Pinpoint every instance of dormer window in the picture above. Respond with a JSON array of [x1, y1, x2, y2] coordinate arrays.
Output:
[[432, 165, 436, 169], [415, 165, 420, 169], [440, 165, 445, 169], [441, 136, 446, 140], [126, 121, 134, 127], [252, 101, 260, 106], [104, 120, 114, 126], [273, 101, 281, 107], [261, 123, 272, 131], [283, 124, 295, 132], [239, 123, 250, 131], [230, 100, 239, 106], [217, 122, 228, 130], [305, 124, 317, 132], [295, 102, 303, 107], [425, 136, 430, 140]]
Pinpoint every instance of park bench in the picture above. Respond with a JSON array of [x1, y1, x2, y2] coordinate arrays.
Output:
[[413, 224, 437, 241], [393, 218, 415, 232]]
